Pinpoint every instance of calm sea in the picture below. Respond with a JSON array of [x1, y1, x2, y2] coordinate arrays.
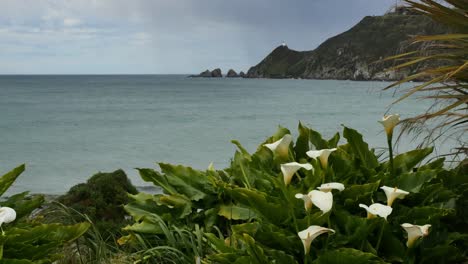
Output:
[[0, 75, 437, 195]]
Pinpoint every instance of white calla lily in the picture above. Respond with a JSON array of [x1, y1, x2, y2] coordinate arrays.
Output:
[[359, 203, 392, 220], [298, 225, 335, 255], [308, 190, 333, 214], [401, 223, 431, 247], [317, 182, 345, 192], [379, 114, 400, 137], [380, 186, 409, 206], [264, 134, 293, 157], [281, 162, 313, 186], [295, 193, 313, 211], [0, 206, 16, 226], [306, 148, 337, 168]]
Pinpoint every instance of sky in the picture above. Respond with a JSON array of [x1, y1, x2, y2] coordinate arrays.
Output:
[[0, 0, 396, 74]]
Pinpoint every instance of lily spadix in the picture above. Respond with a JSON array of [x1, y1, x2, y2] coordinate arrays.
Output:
[[317, 182, 345, 192], [264, 134, 293, 158], [298, 225, 335, 255], [401, 223, 431, 247], [281, 162, 313, 186], [0, 206, 16, 226], [381, 186, 409, 206], [379, 114, 400, 137], [359, 203, 392, 220], [306, 148, 337, 168]]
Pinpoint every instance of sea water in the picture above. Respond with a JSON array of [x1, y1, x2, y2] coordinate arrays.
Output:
[[0, 75, 439, 194]]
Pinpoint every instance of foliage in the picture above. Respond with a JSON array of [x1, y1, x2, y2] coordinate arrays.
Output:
[[58, 169, 138, 235], [0, 165, 90, 263], [385, 0, 467, 158], [121, 124, 468, 263]]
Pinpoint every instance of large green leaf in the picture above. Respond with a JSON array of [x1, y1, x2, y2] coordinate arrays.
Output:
[[226, 187, 289, 225], [219, 204, 256, 220], [396, 170, 437, 193], [0, 164, 25, 196], [340, 181, 381, 207], [159, 163, 212, 201], [343, 127, 379, 169], [388, 147, 433, 175], [295, 122, 311, 160], [312, 248, 388, 264], [2, 223, 89, 260]]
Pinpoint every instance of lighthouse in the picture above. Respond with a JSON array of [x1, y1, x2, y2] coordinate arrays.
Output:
[[281, 41, 287, 47]]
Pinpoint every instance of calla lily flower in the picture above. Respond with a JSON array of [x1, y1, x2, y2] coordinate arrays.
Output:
[[264, 134, 293, 158], [317, 182, 345, 192], [0, 206, 16, 226], [281, 162, 313, 185], [295, 193, 313, 211], [401, 223, 431, 247], [298, 225, 335, 255], [306, 148, 337, 168], [380, 186, 409, 206], [359, 203, 392, 220], [379, 114, 400, 137], [308, 190, 333, 214]]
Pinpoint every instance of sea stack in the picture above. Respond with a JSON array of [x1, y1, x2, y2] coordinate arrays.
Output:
[[226, 69, 239, 77], [211, 68, 222, 77]]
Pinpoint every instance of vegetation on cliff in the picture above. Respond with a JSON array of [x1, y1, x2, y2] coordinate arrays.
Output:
[[247, 8, 449, 80]]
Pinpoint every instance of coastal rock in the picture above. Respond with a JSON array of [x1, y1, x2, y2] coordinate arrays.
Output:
[[246, 11, 449, 81], [211, 68, 222, 77], [226, 69, 239, 77], [199, 70, 212, 77], [239, 71, 246, 78], [189, 70, 212, 78]]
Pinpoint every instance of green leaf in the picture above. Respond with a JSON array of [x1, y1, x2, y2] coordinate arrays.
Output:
[[313, 248, 388, 264], [396, 170, 437, 193], [343, 127, 379, 169], [138, 168, 177, 195], [159, 163, 211, 201], [0, 164, 25, 196], [226, 187, 289, 225], [231, 140, 252, 161], [219, 204, 256, 220], [340, 181, 381, 207], [390, 147, 433, 175], [295, 122, 311, 160]]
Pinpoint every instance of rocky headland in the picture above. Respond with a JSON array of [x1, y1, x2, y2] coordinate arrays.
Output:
[[192, 7, 449, 81]]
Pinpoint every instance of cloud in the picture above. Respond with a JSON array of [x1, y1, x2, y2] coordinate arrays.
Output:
[[0, 0, 396, 74]]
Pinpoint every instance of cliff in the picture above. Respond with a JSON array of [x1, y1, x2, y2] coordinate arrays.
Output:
[[246, 11, 449, 80]]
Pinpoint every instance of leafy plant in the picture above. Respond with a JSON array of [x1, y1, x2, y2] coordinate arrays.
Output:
[[0, 165, 90, 263], [121, 123, 468, 263]]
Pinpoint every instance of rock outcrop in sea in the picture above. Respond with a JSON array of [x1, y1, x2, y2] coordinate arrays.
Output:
[[246, 8, 450, 81], [190, 68, 223, 78], [226, 69, 239, 77]]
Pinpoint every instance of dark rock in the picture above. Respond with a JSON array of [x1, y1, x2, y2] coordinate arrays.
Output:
[[226, 69, 239, 77], [239, 71, 246, 78], [200, 70, 212, 77], [246, 12, 450, 81], [189, 69, 212, 78], [211, 68, 222, 77]]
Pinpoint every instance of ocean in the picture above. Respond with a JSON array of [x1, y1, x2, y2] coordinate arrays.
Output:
[[0, 75, 437, 195]]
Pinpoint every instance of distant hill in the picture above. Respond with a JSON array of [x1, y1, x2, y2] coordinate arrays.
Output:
[[246, 9, 449, 81]]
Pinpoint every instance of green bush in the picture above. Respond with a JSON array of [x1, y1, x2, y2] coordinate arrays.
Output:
[[58, 169, 138, 234], [121, 122, 468, 263]]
